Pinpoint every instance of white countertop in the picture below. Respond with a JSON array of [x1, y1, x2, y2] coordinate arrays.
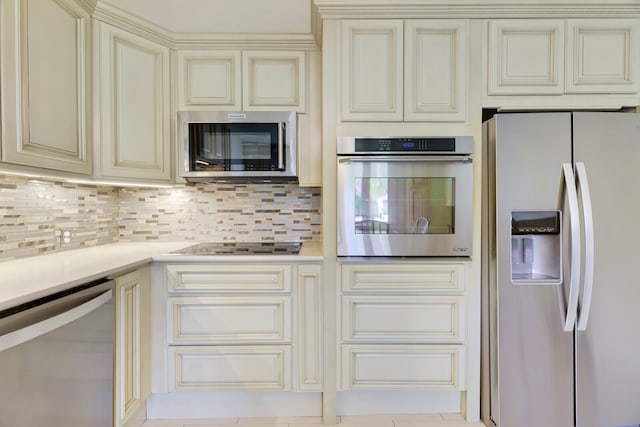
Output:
[[0, 241, 323, 311]]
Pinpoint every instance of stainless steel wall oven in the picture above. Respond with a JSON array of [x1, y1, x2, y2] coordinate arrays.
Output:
[[337, 136, 473, 257]]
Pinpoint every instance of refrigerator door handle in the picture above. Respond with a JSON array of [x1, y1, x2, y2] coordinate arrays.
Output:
[[558, 163, 581, 332], [576, 162, 595, 331]]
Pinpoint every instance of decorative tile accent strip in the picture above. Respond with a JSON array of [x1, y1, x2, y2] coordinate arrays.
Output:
[[0, 174, 321, 261]]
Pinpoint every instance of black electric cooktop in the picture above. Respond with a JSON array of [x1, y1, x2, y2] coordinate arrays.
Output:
[[171, 241, 302, 255]]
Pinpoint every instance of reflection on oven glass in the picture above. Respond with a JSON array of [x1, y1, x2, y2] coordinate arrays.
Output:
[[354, 177, 455, 235]]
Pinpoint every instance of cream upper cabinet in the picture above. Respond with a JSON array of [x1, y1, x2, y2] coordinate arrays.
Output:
[[242, 51, 306, 112], [341, 20, 404, 121], [296, 50, 322, 187], [0, 0, 92, 174], [487, 19, 640, 101], [341, 19, 468, 122], [94, 22, 172, 183], [177, 50, 242, 110], [404, 20, 468, 122], [177, 49, 306, 113], [566, 19, 640, 94], [487, 19, 565, 95], [176, 48, 319, 187]]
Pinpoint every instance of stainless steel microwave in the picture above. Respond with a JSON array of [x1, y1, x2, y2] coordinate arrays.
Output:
[[337, 136, 474, 257], [178, 111, 297, 182]]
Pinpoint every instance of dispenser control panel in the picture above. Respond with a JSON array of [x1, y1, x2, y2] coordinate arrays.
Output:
[[511, 211, 560, 235]]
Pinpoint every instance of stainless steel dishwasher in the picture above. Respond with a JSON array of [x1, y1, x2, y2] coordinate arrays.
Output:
[[0, 279, 114, 427]]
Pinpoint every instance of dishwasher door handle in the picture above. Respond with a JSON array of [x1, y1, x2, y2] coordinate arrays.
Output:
[[0, 289, 113, 352]]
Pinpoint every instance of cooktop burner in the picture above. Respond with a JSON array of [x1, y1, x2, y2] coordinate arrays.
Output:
[[171, 242, 302, 255]]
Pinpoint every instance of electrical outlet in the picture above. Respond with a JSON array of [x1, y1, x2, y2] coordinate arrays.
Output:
[[56, 229, 72, 245]]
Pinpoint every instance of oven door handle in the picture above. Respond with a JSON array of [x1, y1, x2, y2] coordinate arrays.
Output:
[[338, 155, 472, 163]]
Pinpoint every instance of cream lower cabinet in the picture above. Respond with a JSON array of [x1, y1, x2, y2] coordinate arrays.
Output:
[[341, 19, 468, 122], [0, 0, 92, 175], [339, 262, 466, 390], [113, 266, 151, 427], [93, 21, 172, 183], [162, 262, 322, 392]]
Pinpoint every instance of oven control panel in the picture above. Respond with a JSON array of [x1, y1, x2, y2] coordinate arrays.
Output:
[[355, 137, 455, 152], [337, 136, 473, 155]]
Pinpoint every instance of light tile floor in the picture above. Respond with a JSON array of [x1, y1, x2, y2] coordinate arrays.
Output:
[[142, 414, 487, 427]]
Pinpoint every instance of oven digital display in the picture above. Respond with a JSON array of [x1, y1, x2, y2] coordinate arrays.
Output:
[[354, 137, 456, 152]]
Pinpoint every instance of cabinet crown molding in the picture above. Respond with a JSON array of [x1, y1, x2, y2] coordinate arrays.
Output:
[[313, 0, 640, 19], [92, 0, 319, 50]]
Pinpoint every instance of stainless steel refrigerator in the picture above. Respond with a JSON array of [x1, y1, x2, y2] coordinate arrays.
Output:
[[481, 112, 640, 427]]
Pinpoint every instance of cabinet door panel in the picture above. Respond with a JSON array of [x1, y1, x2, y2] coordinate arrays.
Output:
[[488, 19, 564, 95], [566, 19, 640, 93], [114, 267, 150, 427], [297, 50, 322, 187], [405, 20, 467, 122], [242, 51, 306, 112], [177, 50, 241, 109], [96, 23, 171, 181], [297, 265, 323, 390], [341, 20, 403, 121], [0, 0, 91, 173]]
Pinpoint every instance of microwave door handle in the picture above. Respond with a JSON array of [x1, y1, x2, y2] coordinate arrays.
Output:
[[277, 122, 285, 170], [557, 163, 581, 333], [576, 162, 594, 331]]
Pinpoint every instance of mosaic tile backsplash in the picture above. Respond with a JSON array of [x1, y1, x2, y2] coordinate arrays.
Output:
[[0, 174, 321, 261]]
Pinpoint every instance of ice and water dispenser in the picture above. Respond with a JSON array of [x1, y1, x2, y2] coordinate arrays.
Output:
[[511, 210, 562, 285]]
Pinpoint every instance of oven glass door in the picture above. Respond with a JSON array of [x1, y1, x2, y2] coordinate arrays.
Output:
[[337, 156, 473, 256], [188, 123, 284, 172]]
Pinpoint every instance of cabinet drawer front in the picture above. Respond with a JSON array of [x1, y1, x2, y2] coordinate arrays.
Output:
[[342, 296, 465, 342], [341, 264, 465, 293], [169, 345, 291, 391], [168, 296, 291, 343], [341, 345, 464, 390], [166, 264, 292, 293]]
